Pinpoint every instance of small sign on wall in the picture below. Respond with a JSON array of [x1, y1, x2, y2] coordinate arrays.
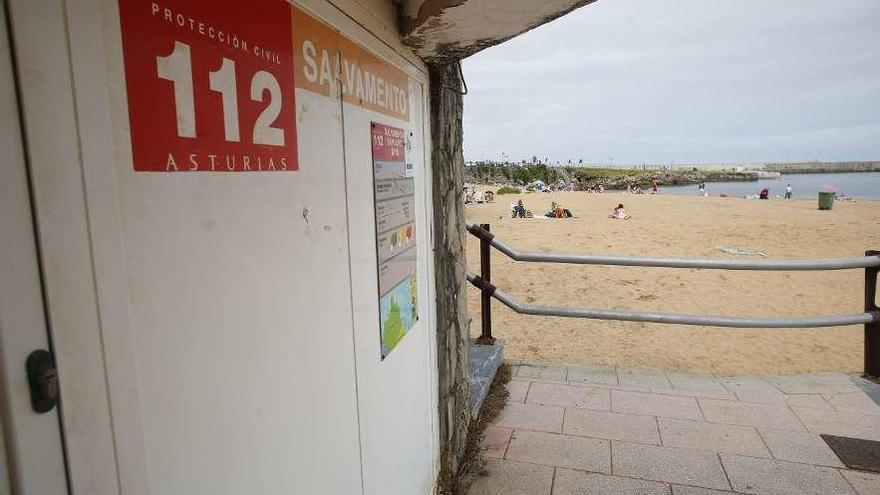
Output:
[[372, 123, 418, 359], [117, 0, 298, 171]]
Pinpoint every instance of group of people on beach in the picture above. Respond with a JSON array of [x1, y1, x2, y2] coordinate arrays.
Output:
[[695, 182, 794, 200], [628, 180, 661, 195], [511, 199, 630, 220], [755, 184, 793, 200]]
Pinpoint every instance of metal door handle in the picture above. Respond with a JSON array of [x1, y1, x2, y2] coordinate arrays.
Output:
[[26, 350, 58, 413]]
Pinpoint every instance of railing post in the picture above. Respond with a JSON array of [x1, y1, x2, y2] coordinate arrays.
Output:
[[865, 250, 880, 381], [477, 223, 494, 345]]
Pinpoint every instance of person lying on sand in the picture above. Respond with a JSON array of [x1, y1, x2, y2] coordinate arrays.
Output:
[[609, 203, 631, 220]]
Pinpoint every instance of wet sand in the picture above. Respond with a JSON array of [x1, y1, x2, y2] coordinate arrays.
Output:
[[465, 191, 880, 374]]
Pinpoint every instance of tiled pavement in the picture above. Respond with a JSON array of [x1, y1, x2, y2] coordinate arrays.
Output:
[[468, 361, 880, 495]]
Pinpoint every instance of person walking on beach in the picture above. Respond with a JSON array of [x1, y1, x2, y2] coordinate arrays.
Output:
[[698, 182, 707, 197], [784, 184, 792, 199]]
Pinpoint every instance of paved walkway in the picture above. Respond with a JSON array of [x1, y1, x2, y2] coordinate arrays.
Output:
[[468, 361, 880, 495]]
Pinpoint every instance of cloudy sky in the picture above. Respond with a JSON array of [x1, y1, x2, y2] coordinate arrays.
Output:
[[461, 0, 880, 165]]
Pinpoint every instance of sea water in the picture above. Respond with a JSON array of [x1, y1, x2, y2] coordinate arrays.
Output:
[[661, 172, 880, 200]]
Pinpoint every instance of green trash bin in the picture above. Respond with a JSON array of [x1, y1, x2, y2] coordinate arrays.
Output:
[[818, 191, 836, 210]]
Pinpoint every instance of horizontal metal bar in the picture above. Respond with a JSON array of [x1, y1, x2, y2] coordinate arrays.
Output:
[[466, 271, 880, 328], [465, 222, 880, 271]]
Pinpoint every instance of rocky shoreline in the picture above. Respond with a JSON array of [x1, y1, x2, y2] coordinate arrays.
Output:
[[463, 164, 758, 191], [573, 169, 757, 191]]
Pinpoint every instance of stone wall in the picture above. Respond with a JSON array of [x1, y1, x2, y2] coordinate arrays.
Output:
[[429, 62, 471, 493]]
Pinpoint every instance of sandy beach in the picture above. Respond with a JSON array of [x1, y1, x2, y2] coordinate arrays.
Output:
[[465, 190, 880, 374]]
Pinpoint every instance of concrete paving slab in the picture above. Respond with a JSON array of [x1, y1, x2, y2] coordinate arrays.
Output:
[[778, 395, 835, 411], [718, 375, 780, 394], [792, 406, 880, 441], [767, 374, 860, 394], [466, 459, 554, 495], [619, 367, 672, 389], [852, 375, 880, 405], [516, 363, 568, 381], [824, 392, 880, 415], [759, 429, 845, 467], [494, 402, 565, 433], [734, 392, 832, 411], [666, 372, 728, 394], [658, 418, 770, 458], [613, 390, 703, 421], [720, 454, 855, 495], [698, 398, 805, 431], [504, 430, 610, 473], [483, 364, 880, 495], [840, 470, 880, 495], [568, 364, 619, 386], [553, 469, 670, 495], [612, 441, 730, 491], [671, 486, 738, 495], [653, 388, 735, 401], [563, 408, 661, 445], [507, 380, 530, 403], [483, 426, 512, 459], [608, 383, 653, 393], [526, 382, 610, 410]]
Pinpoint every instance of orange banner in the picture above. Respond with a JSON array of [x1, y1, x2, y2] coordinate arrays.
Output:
[[292, 7, 410, 122]]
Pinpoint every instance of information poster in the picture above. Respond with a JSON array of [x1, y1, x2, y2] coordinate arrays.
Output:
[[372, 123, 418, 359], [118, 0, 298, 171]]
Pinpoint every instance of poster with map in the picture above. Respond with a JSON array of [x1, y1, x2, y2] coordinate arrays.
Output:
[[372, 122, 418, 359]]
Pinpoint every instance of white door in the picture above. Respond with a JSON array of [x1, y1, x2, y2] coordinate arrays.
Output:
[[0, 4, 69, 493], [342, 80, 439, 495]]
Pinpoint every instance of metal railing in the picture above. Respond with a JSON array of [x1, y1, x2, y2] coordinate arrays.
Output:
[[465, 222, 880, 379]]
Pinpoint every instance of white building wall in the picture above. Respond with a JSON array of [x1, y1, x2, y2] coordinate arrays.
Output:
[[6, 0, 437, 493]]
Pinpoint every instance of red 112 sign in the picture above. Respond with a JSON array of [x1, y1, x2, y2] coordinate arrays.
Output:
[[118, 0, 298, 172]]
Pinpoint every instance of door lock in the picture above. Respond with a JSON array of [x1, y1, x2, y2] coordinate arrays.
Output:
[[26, 350, 58, 413]]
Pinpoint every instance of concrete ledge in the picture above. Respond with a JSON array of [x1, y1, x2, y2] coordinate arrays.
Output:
[[469, 340, 504, 419], [400, 0, 598, 62]]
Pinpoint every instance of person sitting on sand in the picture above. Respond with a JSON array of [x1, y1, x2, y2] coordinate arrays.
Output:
[[545, 201, 572, 218], [609, 203, 631, 219], [513, 199, 526, 218], [759, 188, 770, 200]]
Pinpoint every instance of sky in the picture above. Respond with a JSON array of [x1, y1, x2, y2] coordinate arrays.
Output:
[[461, 0, 880, 165]]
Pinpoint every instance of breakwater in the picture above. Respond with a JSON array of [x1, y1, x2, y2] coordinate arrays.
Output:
[[765, 161, 880, 174]]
